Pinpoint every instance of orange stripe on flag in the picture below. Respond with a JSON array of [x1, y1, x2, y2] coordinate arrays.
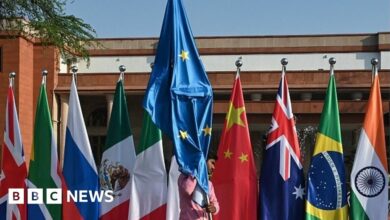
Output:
[[363, 75, 387, 170]]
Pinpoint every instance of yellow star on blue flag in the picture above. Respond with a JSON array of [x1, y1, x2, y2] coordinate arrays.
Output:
[[179, 50, 189, 61], [143, 0, 213, 196]]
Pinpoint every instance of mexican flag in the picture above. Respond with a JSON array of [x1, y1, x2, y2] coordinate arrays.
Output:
[[130, 112, 167, 220], [99, 79, 136, 219], [27, 79, 62, 219], [350, 72, 388, 219]]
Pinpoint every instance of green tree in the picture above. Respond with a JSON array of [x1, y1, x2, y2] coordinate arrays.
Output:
[[0, 0, 96, 60]]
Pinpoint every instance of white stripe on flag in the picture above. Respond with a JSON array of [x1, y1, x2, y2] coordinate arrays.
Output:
[[67, 78, 97, 173], [351, 129, 388, 220], [130, 140, 167, 219], [166, 156, 180, 220]]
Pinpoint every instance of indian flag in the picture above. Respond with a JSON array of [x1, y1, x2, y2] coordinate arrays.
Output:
[[350, 71, 388, 219], [99, 78, 136, 219], [305, 70, 348, 220], [130, 112, 167, 220], [28, 77, 62, 220]]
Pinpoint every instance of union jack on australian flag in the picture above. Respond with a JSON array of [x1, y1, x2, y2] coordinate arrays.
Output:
[[259, 61, 304, 220]]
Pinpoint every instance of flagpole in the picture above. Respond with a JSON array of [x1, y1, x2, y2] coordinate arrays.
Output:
[[281, 58, 288, 76], [42, 69, 48, 85], [329, 57, 336, 76], [235, 56, 242, 79], [371, 58, 378, 83], [9, 71, 16, 89], [71, 65, 78, 85], [119, 64, 126, 82]]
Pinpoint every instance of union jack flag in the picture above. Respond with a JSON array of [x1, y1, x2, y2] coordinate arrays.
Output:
[[259, 71, 305, 220], [0, 81, 27, 220], [265, 74, 302, 180]]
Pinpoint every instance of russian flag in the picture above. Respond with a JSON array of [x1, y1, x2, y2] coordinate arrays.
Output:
[[62, 75, 99, 220]]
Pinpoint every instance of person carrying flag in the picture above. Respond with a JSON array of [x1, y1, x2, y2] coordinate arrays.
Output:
[[178, 154, 220, 220]]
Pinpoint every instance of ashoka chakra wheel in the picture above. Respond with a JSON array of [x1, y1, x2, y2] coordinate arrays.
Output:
[[355, 166, 385, 198]]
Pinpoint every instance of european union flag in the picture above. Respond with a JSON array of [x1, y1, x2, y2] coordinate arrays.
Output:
[[143, 0, 213, 195]]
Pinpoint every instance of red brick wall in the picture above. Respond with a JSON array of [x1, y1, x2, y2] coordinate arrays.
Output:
[[0, 37, 58, 168], [0, 37, 59, 168], [0, 38, 22, 167], [33, 46, 59, 116], [16, 38, 34, 167]]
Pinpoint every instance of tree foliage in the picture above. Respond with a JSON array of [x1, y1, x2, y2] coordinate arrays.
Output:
[[0, 0, 96, 60]]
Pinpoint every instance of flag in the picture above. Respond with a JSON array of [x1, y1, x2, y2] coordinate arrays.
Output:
[[62, 75, 99, 220], [212, 75, 257, 220], [305, 70, 348, 219], [0, 80, 27, 220], [130, 112, 167, 220], [166, 156, 181, 220], [259, 71, 305, 219], [99, 78, 136, 219], [143, 0, 213, 197], [27, 77, 62, 220], [350, 71, 388, 219]]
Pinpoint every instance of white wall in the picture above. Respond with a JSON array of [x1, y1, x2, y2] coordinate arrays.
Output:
[[60, 52, 381, 74], [380, 51, 390, 69]]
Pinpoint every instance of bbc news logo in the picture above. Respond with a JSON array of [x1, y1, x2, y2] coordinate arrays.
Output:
[[8, 188, 114, 204]]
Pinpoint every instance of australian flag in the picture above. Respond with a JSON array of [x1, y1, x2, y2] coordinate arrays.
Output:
[[259, 71, 305, 220], [143, 0, 213, 195]]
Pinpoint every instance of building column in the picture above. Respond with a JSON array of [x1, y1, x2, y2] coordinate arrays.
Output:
[[106, 94, 114, 125], [59, 94, 69, 170], [51, 93, 59, 149]]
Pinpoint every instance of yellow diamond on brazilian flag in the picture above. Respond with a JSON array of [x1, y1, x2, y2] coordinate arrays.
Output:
[[305, 73, 348, 220]]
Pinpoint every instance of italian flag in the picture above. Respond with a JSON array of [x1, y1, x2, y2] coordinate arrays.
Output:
[[27, 79, 62, 220], [99, 79, 136, 219], [130, 112, 167, 220], [350, 73, 388, 219]]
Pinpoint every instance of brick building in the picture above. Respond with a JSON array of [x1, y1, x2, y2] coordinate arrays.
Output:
[[0, 32, 389, 176]]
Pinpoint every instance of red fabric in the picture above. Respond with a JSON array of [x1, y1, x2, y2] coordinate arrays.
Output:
[[100, 200, 130, 220], [140, 204, 167, 220], [212, 76, 258, 220], [0, 87, 27, 220], [61, 181, 83, 220]]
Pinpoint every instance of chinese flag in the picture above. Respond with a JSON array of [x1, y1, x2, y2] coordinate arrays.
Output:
[[212, 75, 258, 220]]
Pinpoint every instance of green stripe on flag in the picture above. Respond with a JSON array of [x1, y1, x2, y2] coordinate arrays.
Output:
[[305, 214, 321, 220], [350, 191, 369, 220], [136, 112, 162, 155], [104, 80, 132, 150], [28, 84, 61, 219], [305, 73, 347, 220], [318, 75, 342, 143]]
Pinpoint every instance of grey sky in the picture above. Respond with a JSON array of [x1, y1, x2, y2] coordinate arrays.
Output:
[[65, 0, 390, 38]]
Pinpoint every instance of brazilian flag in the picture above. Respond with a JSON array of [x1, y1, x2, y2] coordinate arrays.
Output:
[[305, 72, 348, 220]]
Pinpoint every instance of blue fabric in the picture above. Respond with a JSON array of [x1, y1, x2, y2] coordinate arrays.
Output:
[[259, 74, 305, 220], [259, 142, 305, 220], [0, 201, 6, 220], [63, 129, 99, 220], [307, 152, 347, 209], [143, 0, 213, 194], [28, 204, 46, 220]]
